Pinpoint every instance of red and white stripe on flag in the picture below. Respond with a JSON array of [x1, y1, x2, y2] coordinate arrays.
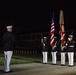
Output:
[[50, 22, 55, 46]]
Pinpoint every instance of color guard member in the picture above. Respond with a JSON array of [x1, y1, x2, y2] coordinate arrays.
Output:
[[66, 34, 75, 67], [41, 36, 48, 64], [51, 37, 57, 65]]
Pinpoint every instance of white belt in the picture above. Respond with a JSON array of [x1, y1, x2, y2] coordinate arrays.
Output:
[[69, 46, 74, 47]]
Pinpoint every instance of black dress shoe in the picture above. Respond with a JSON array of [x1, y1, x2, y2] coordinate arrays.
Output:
[[43, 63, 47, 64], [52, 63, 56, 65], [61, 64, 65, 66], [69, 65, 73, 67], [4, 70, 13, 73]]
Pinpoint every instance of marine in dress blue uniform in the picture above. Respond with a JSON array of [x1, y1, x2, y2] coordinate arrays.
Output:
[[3, 25, 14, 72], [51, 37, 57, 65], [41, 36, 48, 64], [66, 34, 75, 67], [61, 43, 66, 66]]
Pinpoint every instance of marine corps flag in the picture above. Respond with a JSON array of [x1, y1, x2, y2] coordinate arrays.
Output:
[[59, 10, 66, 46], [50, 12, 55, 46]]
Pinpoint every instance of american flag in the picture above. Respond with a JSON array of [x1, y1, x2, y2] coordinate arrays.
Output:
[[59, 10, 66, 46], [50, 12, 55, 46]]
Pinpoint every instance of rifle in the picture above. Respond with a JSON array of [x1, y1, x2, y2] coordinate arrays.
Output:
[[41, 34, 47, 47], [41, 34, 43, 39], [41, 34, 44, 45], [52, 41, 57, 50]]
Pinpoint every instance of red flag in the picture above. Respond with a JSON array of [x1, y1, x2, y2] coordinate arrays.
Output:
[[59, 10, 66, 46], [50, 12, 55, 46]]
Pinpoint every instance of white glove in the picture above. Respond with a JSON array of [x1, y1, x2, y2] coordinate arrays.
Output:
[[43, 44, 45, 46], [68, 38, 71, 41]]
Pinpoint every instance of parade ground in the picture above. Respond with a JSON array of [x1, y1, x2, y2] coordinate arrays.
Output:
[[0, 62, 76, 75]]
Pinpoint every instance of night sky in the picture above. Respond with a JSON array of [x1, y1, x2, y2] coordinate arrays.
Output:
[[0, 0, 76, 35]]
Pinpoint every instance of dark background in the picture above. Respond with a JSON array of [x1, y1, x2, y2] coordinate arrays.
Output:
[[0, 0, 76, 35], [0, 0, 76, 53]]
